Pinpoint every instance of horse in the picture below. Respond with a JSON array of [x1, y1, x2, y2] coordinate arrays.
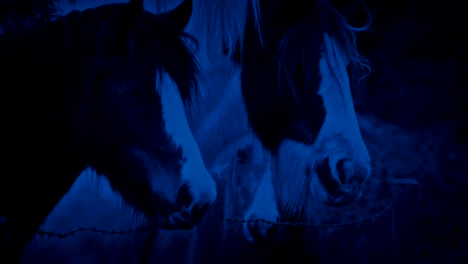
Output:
[[0, 0, 217, 262], [236, 0, 370, 215], [215, 0, 373, 262]]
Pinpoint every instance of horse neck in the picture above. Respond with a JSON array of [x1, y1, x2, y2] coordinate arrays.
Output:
[[40, 167, 148, 233]]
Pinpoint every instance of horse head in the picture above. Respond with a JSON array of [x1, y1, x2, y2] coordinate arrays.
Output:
[[67, 0, 215, 229], [241, 0, 371, 219]]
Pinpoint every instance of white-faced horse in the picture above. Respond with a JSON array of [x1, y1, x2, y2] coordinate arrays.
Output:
[[216, 0, 372, 262], [0, 0, 217, 262], [238, 0, 371, 216]]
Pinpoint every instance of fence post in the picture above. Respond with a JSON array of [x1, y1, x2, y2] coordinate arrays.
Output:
[[391, 178, 420, 264]]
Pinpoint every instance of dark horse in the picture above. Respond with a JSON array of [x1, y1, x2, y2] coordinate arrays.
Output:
[[0, 0, 216, 262]]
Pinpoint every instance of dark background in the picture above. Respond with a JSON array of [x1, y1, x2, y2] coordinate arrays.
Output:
[[346, 0, 467, 262]]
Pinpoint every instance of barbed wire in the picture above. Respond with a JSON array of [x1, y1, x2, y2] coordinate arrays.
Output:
[[224, 204, 393, 228], [29, 204, 392, 240], [34, 224, 155, 239]]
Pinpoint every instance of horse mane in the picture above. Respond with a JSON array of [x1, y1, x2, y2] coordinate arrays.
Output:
[[319, 0, 371, 99], [150, 0, 261, 66]]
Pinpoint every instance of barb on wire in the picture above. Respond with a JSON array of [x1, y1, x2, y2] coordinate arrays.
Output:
[[224, 204, 393, 228], [35, 224, 153, 239]]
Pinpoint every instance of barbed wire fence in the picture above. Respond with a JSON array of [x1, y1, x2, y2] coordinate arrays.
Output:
[[25, 203, 392, 240]]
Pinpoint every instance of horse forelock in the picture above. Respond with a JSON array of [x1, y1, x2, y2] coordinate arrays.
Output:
[[318, 0, 371, 99], [269, 0, 370, 104], [45, 0, 200, 138], [87, 3, 200, 110]]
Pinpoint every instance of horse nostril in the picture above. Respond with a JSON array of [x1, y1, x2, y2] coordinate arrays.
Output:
[[191, 204, 199, 218], [176, 184, 193, 208], [181, 210, 190, 219], [336, 159, 347, 184], [199, 204, 209, 218], [337, 159, 369, 185], [191, 204, 209, 224], [316, 158, 340, 196]]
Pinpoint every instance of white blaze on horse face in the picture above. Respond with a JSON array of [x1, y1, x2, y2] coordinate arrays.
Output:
[[315, 34, 370, 171], [276, 34, 370, 213], [308, 33, 371, 202], [155, 73, 217, 205]]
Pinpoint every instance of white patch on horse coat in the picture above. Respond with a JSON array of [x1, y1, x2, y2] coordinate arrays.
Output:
[[315, 33, 370, 175], [39, 167, 147, 232], [185, 55, 278, 245], [156, 73, 216, 204], [23, 168, 150, 264], [242, 156, 279, 242], [188, 62, 256, 174]]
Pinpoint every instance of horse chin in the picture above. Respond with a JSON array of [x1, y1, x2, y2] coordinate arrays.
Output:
[[320, 194, 359, 208], [309, 173, 361, 208], [157, 214, 197, 230]]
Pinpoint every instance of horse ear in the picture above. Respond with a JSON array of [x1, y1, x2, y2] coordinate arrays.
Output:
[[157, 0, 192, 32]]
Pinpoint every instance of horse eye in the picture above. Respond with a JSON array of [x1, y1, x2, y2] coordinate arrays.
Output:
[[114, 82, 141, 98], [295, 64, 304, 74], [126, 88, 141, 97], [346, 64, 352, 78], [236, 149, 250, 163]]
